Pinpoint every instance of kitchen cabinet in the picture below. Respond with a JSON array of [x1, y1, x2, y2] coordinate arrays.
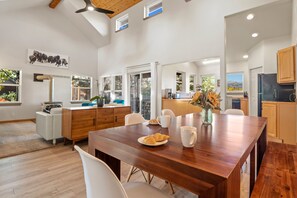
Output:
[[240, 98, 249, 116], [62, 106, 131, 148], [277, 46, 296, 84], [262, 102, 277, 137], [262, 101, 296, 145]]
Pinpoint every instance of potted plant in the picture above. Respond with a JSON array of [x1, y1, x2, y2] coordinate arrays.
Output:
[[90, 95, 104, 107]]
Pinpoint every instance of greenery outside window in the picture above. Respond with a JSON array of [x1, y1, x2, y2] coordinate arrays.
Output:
[[189, 74, 196, 92], [0, 69, 21, 103], [201, 75, 216, 91], [71, 75, 92, 101]]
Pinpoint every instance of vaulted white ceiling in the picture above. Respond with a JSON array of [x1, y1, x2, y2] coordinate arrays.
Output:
[[0, 0, 110, 47], [226, 0, 292, 63]]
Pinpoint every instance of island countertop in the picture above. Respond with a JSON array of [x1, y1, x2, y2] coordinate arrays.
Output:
[[63, 105, 130, 111]]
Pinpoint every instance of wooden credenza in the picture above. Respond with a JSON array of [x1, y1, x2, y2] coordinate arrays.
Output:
[[62, 106, 131, 147]]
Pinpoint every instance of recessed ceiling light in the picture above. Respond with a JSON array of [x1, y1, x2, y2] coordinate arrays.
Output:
[[252, 33, 258, 38], [246, 14, 254, 20], [202, 59, 220, 65], [243, 55, 249, 59], [88, 6, 94, 11]]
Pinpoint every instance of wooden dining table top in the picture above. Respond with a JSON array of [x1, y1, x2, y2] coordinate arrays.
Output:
[[88, 113, 267, 196]]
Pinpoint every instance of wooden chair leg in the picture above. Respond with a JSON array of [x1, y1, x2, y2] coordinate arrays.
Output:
[[126, 166, 147, 182]]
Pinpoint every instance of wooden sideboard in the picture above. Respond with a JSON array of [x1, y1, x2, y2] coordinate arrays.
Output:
[[62, 106, 131, 148], [240, 98, 249, 116]]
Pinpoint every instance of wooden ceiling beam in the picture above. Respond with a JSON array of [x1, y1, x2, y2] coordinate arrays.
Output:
[[49, 0, 62, 9]]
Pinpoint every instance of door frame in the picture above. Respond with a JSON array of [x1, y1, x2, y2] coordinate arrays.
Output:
[[249, 66, 263, 116]]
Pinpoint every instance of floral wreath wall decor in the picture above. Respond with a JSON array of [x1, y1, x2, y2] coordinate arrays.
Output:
[[27, 49, 69, 69]]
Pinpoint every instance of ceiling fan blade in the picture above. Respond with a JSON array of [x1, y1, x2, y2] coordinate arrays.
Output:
[[75, 8, 88, 13], [94, 7, 114, 14]]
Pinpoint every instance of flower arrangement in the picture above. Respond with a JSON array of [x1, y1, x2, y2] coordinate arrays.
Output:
[[190, 85, 221, 110]]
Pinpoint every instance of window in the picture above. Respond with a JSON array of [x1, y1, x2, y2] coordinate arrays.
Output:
[[102, 75, 123, 104], [144, 0, 163, 19], [189, 74, 196, 92], [0, 69, 21, 103], [226, 73, 244, 92], [71, 75, 92, 101], [116, 14, 128, 32], [176, 72, 185, 92], [201, 75, 216, 91]]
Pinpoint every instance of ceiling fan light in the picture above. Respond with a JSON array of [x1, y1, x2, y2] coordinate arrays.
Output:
[[88, 6, 94, 11]]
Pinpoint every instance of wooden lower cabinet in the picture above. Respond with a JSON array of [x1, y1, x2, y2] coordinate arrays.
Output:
[[262, 101, 296, 145], [240, 98, 249, 116], [62, 106, 131, 148]]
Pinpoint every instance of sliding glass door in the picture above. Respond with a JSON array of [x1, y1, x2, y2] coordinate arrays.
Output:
[[129, 72, 151, 120]]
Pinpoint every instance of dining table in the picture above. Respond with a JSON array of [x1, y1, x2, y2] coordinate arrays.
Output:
[[88, 113, 267, 198]]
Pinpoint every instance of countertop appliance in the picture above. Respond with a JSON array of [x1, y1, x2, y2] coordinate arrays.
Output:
[[258, 73, 294, 116]]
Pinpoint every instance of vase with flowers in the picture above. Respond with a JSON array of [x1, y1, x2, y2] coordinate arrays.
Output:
[[190, 83, 221, 125]]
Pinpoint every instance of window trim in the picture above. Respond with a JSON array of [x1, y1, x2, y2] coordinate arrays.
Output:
[[115, 14, 129, 32], [143, 0, 163, 20], [0, 69, 22, 104], [70, 75, 92, 102]]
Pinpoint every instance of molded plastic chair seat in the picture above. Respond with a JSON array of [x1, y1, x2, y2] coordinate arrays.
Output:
[[161, 109, 175, 118], [123, 182, 171, 198], [224, 109, 244, 115], [75, 145, 171, 198]]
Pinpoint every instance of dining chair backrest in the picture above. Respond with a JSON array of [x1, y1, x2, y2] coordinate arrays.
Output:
[[224, 109, 244, 115], [74, 145, 128, 198], [125, 113, 146, 126], [161, 109, 176, 119]]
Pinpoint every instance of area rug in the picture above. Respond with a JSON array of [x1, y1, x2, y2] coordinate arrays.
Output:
[[0, 121, 54, 158]]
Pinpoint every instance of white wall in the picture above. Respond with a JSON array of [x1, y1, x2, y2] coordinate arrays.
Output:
[[292, 0, 297, 44], [263, 35, 292, 73], [97, 0, 278, 110], [161, 62, 198, 94], [226, 61, 249, 93], [0, 7, 98, 121], [248, 35, 291, 72]]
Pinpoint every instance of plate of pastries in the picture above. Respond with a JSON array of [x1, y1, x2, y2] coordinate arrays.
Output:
[[138, 133, 170, 146], [148, 118, 160, 125]]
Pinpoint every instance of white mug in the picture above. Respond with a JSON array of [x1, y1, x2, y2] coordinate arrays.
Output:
[[157, 115, 171, 128], [180, 126, 197, 148]]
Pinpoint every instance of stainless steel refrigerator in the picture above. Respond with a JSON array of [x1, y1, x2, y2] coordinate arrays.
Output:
[[258, 73, 295, 116]]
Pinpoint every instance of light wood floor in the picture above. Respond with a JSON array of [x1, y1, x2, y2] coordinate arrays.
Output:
[[0, 141, 250, 198]]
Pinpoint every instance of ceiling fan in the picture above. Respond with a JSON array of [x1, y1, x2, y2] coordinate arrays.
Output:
[[75, 0, 114, 14]]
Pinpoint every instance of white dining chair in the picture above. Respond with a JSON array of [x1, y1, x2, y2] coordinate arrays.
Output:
[[125, 113, 175, 194], [224, 109, 244, 115], [125, 113, 148, 182], [161, 109, 176, 119], [74, 145, 171, 198]]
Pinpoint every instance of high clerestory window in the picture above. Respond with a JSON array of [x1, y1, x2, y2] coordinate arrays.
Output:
[[116, 14, 129, 32], [0, 69, 21, 103], [144, 0, 163, 19]]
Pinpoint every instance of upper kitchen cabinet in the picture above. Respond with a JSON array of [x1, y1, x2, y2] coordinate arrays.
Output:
[[277, 46, 296, 84]]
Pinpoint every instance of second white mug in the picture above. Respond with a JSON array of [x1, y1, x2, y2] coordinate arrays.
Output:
[[180, 126, 197, 148], [158, 115, 171, 128]]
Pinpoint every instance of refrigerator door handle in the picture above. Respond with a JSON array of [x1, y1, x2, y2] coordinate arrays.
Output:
[[273, 89, 277, 99]]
